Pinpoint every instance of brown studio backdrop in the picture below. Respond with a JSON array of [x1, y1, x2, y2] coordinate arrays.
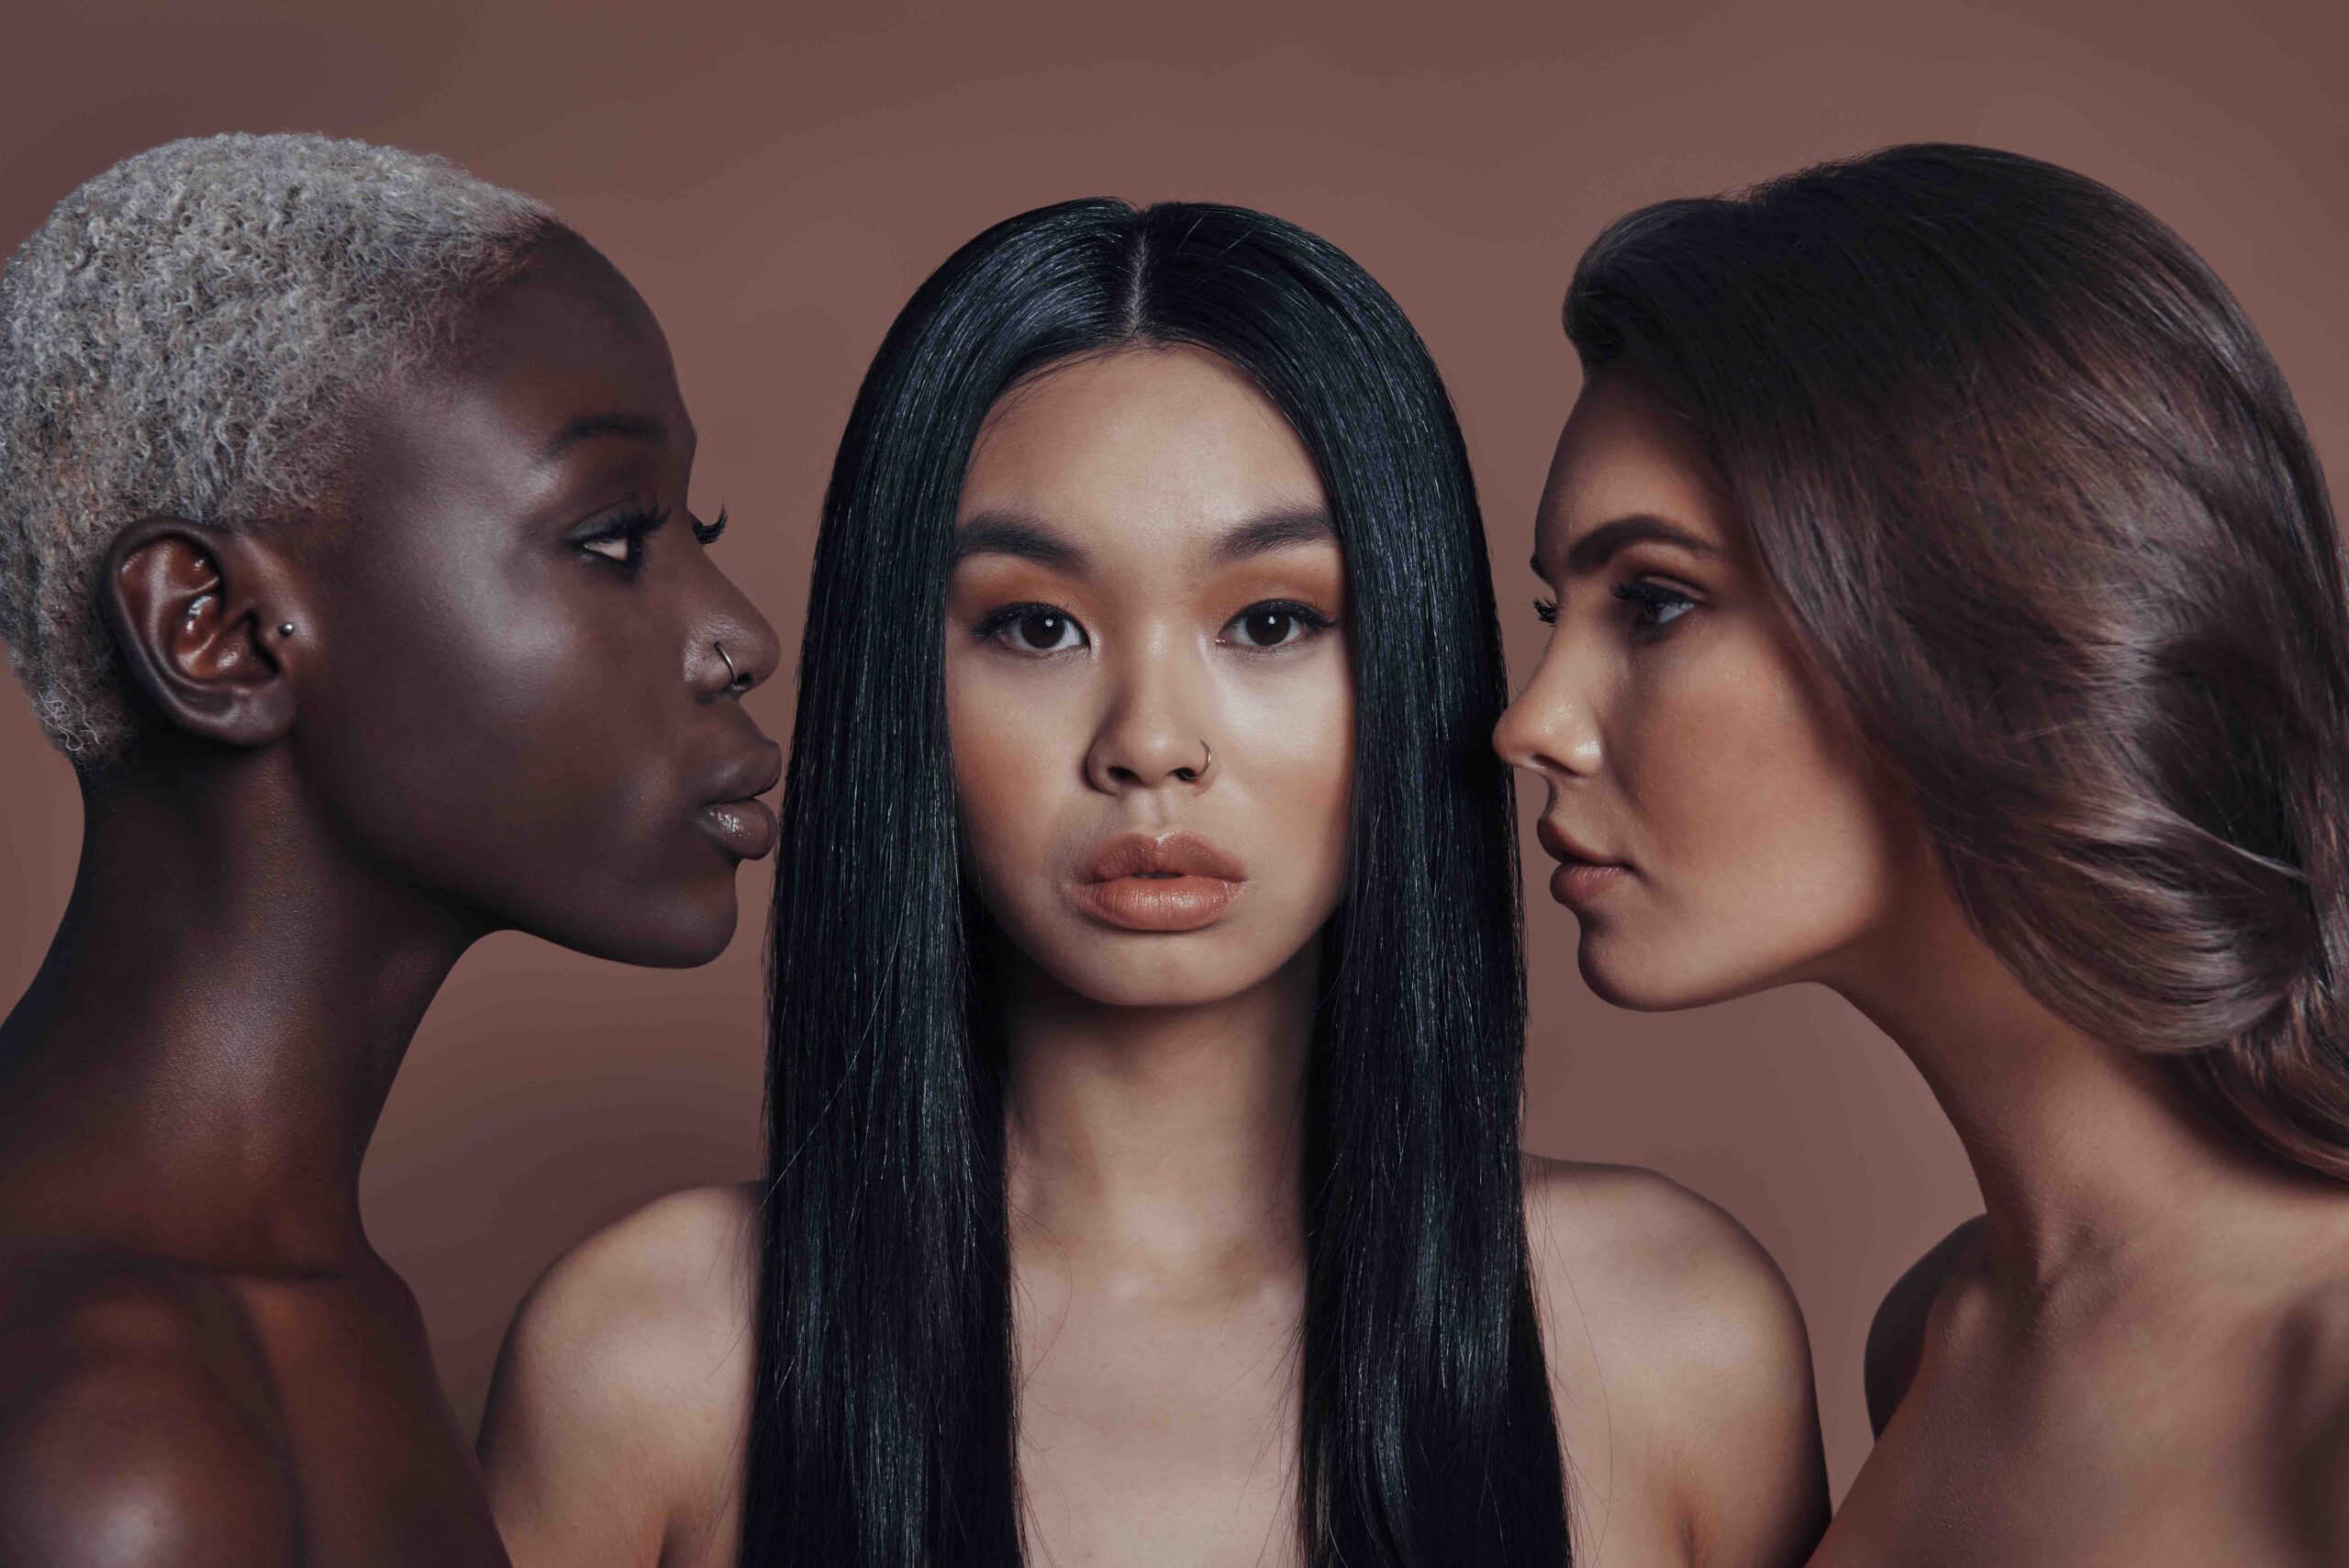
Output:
[[3, 0, 2343, 1500]]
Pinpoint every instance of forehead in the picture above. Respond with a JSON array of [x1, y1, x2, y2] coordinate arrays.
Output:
[[960, 345, 1326, 550], [336, 243, 689, 509], [1539, 373, 1731, 550], [434, 242, 685, 432]]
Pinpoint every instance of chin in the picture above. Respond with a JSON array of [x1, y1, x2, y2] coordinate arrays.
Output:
[[1575, 927, 1813, 1013], [1048, 951, 1257, 1009], [1024, 923, 1305, 1010], [540, 891, 742, 970], [1575, 932, 1731, 1013]]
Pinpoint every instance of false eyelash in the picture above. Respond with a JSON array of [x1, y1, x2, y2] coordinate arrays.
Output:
[[692, 506, 728, 547], [1535, 597, 1558, 626]]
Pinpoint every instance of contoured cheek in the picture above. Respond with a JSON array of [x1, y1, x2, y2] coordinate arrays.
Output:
[[1599, 617, 1904, 1006]]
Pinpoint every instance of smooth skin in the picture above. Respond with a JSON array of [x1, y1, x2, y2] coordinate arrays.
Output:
[[1497, 373, 2349, 1568], [0, 237, 783, 1567], [482, 344, 1825, 1568]]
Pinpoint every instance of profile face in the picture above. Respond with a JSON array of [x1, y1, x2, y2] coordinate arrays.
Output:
[[945, 345, 1355, 1008], [283, 238, 784, 967], [1494, 373, 1920, 1009]]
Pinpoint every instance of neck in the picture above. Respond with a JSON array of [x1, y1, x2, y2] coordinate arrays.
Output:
[[1834, 880, 2336, 1299], [1002, 943, 1316, 1288], [0, 750, 483, 1272]]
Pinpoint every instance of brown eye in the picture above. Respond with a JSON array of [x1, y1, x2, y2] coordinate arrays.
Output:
[[980, 605, 1086, 654], [1236, 609, 1298, 646], [1223, 599, 1332, 650], [1016, 612, 1074, 650]]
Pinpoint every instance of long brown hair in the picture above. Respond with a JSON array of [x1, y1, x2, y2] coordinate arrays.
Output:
[[1565, 143, 2349, 1177]]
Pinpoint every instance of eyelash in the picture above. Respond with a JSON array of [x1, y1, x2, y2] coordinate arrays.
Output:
[[576, 503, 673, 569], [693, 506, 728, 547], [971, 598, 1339, 656], [1225, 599, 1335, 651], [974, 601, 1083, 654], [1533, 582, 1700, 630], [1617, 581, 1698, 629]]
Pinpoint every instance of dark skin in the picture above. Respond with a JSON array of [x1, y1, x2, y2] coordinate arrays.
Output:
[[0, 235, 782, 1566]]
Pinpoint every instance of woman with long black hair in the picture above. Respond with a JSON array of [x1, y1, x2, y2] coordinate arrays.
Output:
[[481, 198, 1825, 1568], [1498, 144, 2349, 1564]]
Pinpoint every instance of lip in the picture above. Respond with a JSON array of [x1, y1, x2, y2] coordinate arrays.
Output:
[[1534, 815, 1631, 910], [1065, 830, 1249, 933], [694, 740, 785, 862]]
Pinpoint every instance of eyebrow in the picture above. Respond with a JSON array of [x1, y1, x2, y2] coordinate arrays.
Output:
[[952, 506, 1339, 573], [952, 511, 1089, 572], [1206, 506, 1338, 566], [1552, 514, 1720, 576], [537, 411, 668, 466]]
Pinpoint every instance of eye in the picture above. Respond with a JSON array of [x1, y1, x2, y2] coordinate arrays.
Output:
[[1613, 580, 1698, 629], [1223, 599, 1334, 650], [573, 504, 672, 570], [978, 603, 1088, 654]]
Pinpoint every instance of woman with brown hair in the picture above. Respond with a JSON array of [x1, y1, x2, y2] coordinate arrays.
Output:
[[1497, 143, 2349, 1564]]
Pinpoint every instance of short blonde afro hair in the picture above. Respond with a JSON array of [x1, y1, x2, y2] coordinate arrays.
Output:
[[0, 132, 562, 763]]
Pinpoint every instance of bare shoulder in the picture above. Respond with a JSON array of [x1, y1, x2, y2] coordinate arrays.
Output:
[[1522, 1157, 1811, 1389], [0, 1258, 295, 1565], [479, 1183, 761, 1568], [1522, 1157, 1827, 1568], [2266, 1273, 2349, 1566], [1862, 1213, 1985, 1437]]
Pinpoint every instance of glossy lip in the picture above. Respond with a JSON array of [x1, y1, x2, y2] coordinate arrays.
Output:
[[1534, 815, 1631, 910], [1065, 830, 1249, 933], [694, 740, 785, 861]]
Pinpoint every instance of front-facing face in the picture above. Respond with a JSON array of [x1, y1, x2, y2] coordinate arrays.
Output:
[[1493, 373, 1921, 1009], [285, 237, 784, 967], [946, 345, 1354, 1009]]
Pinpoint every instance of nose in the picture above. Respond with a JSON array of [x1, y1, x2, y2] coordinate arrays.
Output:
[[1085, 635, 1213, 794], [688, 562, 783, 700], [1493, 633, 1603, 782]]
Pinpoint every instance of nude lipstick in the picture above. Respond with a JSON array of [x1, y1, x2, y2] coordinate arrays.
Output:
[[1066, 831, 1248, 932], [696, 743, 784, 861], [1536, 817, 1629, 909]]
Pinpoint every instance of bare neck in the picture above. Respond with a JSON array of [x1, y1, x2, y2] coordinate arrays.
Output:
[[1835, 883, 2343, 1305], [1001, 946, 1315, 1289], [0, 751, 482, 1273]]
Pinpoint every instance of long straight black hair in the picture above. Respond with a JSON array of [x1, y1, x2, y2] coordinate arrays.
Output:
[[746, 199, 1564, 1566]]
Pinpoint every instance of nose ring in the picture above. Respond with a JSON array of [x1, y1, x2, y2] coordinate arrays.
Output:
[[715, 640, 743, 689], [1176, 740, 1212, 782]]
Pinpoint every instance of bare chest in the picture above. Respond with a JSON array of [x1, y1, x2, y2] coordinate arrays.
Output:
[[1814, 1345, 2310, 1568], [1013, 1290, 1302, 1568]]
